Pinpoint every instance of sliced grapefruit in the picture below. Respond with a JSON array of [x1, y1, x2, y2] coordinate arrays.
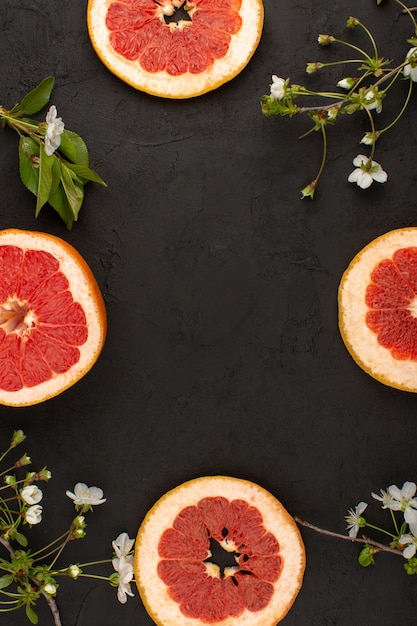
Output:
[[134, 476, 305, 625], [0, 229, 106, 406], [87, 0, 264, 99], [338, 227, 417, 392]]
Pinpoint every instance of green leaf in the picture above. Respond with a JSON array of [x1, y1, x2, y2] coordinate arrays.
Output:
[[65, 162, 107, 186], [59, 130, 89, 166], [19, 136, 40, 196], [35, 146, 55, 217], [25, 604, 38, 624], [21, 77, 55, 115], [48, 183, 75, 230], [358, 545, 376, 567], [60, 162, 84, 219], [0, 574, 13, 589], [15, 531, 28, 547]]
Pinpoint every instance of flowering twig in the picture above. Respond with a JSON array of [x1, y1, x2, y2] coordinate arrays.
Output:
[[294, 517, 403, 556], [0, 77, 106, 229], [295, 481, 417, 572], [261, 0, 417, 198], [0, 430, 135, 625]]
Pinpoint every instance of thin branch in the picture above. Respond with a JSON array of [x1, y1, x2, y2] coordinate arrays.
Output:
[[294, 517, 404, 556]]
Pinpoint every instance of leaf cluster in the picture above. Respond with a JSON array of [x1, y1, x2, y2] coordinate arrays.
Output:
[[1, 77, 106, 229]]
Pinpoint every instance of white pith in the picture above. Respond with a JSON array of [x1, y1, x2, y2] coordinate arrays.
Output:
[[0, 230, 105, 406], [134, 476, 305, 626], [339, 228, 417, 392], [87, 0, 264, 98]]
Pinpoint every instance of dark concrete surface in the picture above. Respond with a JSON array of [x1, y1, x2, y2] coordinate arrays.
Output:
[[0, 0, 417, 624]]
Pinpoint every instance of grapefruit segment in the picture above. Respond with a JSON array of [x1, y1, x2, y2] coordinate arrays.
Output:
[[134, 476, 305, 625], [0, 229, 106, 406], [87, 0, 264, 98], [338, 228, 417, 391]]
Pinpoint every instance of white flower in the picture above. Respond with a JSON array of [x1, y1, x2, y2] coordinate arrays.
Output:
[[404, 47, 417, 82], [25, 504, 42, 525], [399, 531, 417, 559], [112, 555, 134, 604], [66, 482, 106, 510], [348, 154, 387, 189], [21, 485, 43, 505], [372, 482, 417, 523], [345, 501, 368, 538], [371, 488, 393, 507], [44, 105, 64, 156], [270, 75, 286, 100], [364, 88, 383, 113], [112, 532, 135, 559]]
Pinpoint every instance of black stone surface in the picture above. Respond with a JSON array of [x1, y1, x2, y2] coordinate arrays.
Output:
[[0, 0, 417, 624]]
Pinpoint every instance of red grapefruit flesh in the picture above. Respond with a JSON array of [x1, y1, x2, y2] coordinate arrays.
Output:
[[338, 227, 417, 391], [134, 476, 305, 625], [0, 229, 106, 406], [87, 0, 264, 98]]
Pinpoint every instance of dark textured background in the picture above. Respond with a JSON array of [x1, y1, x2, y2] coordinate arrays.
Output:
[[1, 0, 417, 624]]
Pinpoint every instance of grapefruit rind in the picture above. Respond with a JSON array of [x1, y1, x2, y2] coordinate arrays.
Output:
[[87, 0, 264, 99], [0, 229, 106, 407], [338, 227, 417, 392], [134, 476, 305, 626]]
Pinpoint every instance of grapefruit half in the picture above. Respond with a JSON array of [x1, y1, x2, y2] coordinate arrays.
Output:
[[0, 229, 106, 406], [338, 227, 417, 392], [87, 0, 264, 99], [134, 476, 305, 625]]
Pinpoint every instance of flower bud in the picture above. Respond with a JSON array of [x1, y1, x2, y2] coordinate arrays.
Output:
[[4, 474, 16, 486], [15, 454, 31, 467], [317, 34, 335, 46], [36, 467, 52, 481], [337, 77, 356, 90], [72, 515, 86, 529], [301, 182, 317, 199], [44, 583, 57, 596], [346, 16, 360, 28], [360, 131, 380, 145], [67, 565, 82, 579], [24, 504, 42, 525], [21, 485, 43, 505], [306, 62, 323, 74], [327, 106, 340, 121], [10, 430, 26, 448]]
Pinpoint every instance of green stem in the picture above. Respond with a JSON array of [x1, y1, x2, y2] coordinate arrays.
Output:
[[48, 533, 72, 569], [0, 448, 13, 464], [379, 79, 413, 136], [77, 573, 111, 582], [364, 522, 397, 539], [363, 106, 377, 161], [70, 558, 112, 568], [320, 59, 370, 67], [357, 20, 379, 59], [333, 38, 373, 62], [31, 531, 71, 560], [315, 122, 328, 185], [390, 509, 400, 536]]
